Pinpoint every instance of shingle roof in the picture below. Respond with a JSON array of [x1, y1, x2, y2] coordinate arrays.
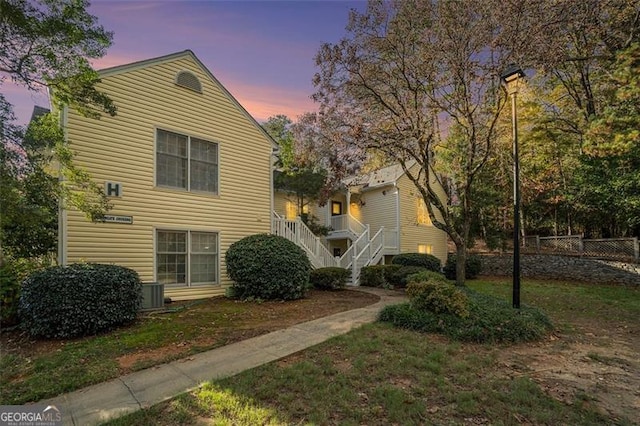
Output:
[[345, 161, 415, 191]]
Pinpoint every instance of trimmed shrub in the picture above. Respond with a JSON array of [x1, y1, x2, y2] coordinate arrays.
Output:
[[361, 264, 403, 288], [406, 270, 448, 285], [391, 253, 441, 272], [388, 266, 428, 288], [443, 253, 482, 280], [310, 267, 350, 290], [379, 288, 553, 344], [19, 263, 142, 338], [360, 265, 386, 287], [226, 234, 311, 300], [407, 278, 470, 318]]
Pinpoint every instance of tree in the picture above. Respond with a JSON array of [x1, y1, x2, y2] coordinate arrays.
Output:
[[262, 114, 296, 171], [0, 0, 116, 263], [262, 115, 330, 235], [464, 0, 640, 239], [311, 0, 516, 284]]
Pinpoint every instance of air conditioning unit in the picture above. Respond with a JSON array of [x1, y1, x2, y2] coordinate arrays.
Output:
[[141, 282, 165, 310]]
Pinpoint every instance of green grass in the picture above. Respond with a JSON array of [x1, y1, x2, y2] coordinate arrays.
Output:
[[107, 278, 639, 425], [108, 324, 618, 426], [467, 278, 640, 330], [0, 301, 246, 404]]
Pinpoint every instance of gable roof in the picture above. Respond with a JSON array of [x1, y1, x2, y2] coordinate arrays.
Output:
[[345, 161, 417, 192], [97, 50, 278, 149]]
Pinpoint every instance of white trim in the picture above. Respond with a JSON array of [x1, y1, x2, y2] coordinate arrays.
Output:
[[154, 127, 220, 195], [57, 105, 69, 266], [270, 155, 275, 233], [395, 183, 401, 253], [153, 227, 221, 287]]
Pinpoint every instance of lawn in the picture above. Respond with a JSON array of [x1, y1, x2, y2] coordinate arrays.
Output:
[[0, 289, 379, 405], [107, 278, 640, 425]]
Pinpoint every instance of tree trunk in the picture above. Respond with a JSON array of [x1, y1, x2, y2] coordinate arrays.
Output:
[[455, 242, 466, 287]]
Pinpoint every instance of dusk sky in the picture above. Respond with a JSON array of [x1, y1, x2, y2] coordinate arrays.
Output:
[[5, 0, 367, 125]]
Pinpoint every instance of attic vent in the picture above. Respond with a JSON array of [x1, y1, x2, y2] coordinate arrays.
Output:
[[175, 70, 202, 93]]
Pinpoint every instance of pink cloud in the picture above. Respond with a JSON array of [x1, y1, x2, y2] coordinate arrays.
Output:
[[221, 78, 317, 123]]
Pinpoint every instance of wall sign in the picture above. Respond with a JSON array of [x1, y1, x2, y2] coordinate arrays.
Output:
[[105, 181, 123, 197], [99, 215, 133, 224]]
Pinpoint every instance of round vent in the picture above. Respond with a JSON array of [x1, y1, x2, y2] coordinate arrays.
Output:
[[175, 70, 202, 93]]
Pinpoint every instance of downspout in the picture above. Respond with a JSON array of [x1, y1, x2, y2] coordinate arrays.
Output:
[[269, 149, 276, 233], [57, 104, 68, 266], [394, 183, 400, 254]]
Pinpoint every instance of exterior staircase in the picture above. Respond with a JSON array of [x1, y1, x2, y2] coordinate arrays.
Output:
[[272, 212, 385, 285]]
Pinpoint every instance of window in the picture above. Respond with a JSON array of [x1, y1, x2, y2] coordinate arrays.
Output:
[[285, 201, 297, 220], [416, 198, 432, 225], [418, 244, 433, 254], [331, 201, 343, 216], [156, 129, 218, 194], [285, 201, 309, 219], [156, 230, 218, 286]]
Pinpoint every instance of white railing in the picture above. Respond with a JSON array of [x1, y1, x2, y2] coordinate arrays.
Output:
[[272, 214, 338, 269], [330, 214, 367, 237], [349, 215, 367, 236], [330, 215, 349, 232], [369, 228, 385, 265], [273, 212, 387, 285], [383, 228, 399, 250]]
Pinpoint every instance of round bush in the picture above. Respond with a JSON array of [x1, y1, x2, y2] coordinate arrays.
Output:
[[443, 253, 482, 280], [388, 266, 428, 288], [310, 267, 350, 290], [391, 253, 441, 272], [407, 275, 470, 318], [19, 263, 142, 338], [226, 234, 311, 300]]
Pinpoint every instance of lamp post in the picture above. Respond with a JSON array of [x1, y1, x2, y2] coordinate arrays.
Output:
[[500, 64, 525, 309]]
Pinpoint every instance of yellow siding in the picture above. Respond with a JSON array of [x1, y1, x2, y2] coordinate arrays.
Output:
[[397, 165, 448, 265], [356, 186, 398, 234], [273, 191, 293, 218], [63, 54, 273, 300]]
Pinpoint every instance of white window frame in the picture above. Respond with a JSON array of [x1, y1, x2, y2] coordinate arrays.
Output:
[[155, 228, 219, 287], [155, 128, 219, 195]]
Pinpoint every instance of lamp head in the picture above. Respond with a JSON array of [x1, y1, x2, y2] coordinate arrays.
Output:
[[500, 64, 525, 94]]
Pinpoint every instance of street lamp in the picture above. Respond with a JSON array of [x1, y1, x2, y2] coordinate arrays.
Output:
[[500, 64, 525, 309]]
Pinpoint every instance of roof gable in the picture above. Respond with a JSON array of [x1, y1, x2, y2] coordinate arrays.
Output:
[[345, 161, 417, 191], [98, 50, 277, 148]]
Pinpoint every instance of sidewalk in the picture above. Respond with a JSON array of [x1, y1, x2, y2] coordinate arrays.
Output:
[[42, 288, 407, 425]]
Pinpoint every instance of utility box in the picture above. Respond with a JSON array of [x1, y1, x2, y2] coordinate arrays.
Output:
[[141, 282, 165, 310]]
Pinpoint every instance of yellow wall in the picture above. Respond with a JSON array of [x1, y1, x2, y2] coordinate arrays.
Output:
[[396, 165, 448, 265], [62, 53, 273, 300], [355, 186, 398, 234]]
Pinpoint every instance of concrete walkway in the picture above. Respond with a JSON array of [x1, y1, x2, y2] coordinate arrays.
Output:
[[42, 288, 407, 425]]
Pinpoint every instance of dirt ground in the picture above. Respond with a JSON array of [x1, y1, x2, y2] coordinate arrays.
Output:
[[497, 316, 640, 422]]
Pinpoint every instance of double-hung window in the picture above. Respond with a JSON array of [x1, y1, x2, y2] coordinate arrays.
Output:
[[156, 129, 218, 194], [156, 230, 218, 286]]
